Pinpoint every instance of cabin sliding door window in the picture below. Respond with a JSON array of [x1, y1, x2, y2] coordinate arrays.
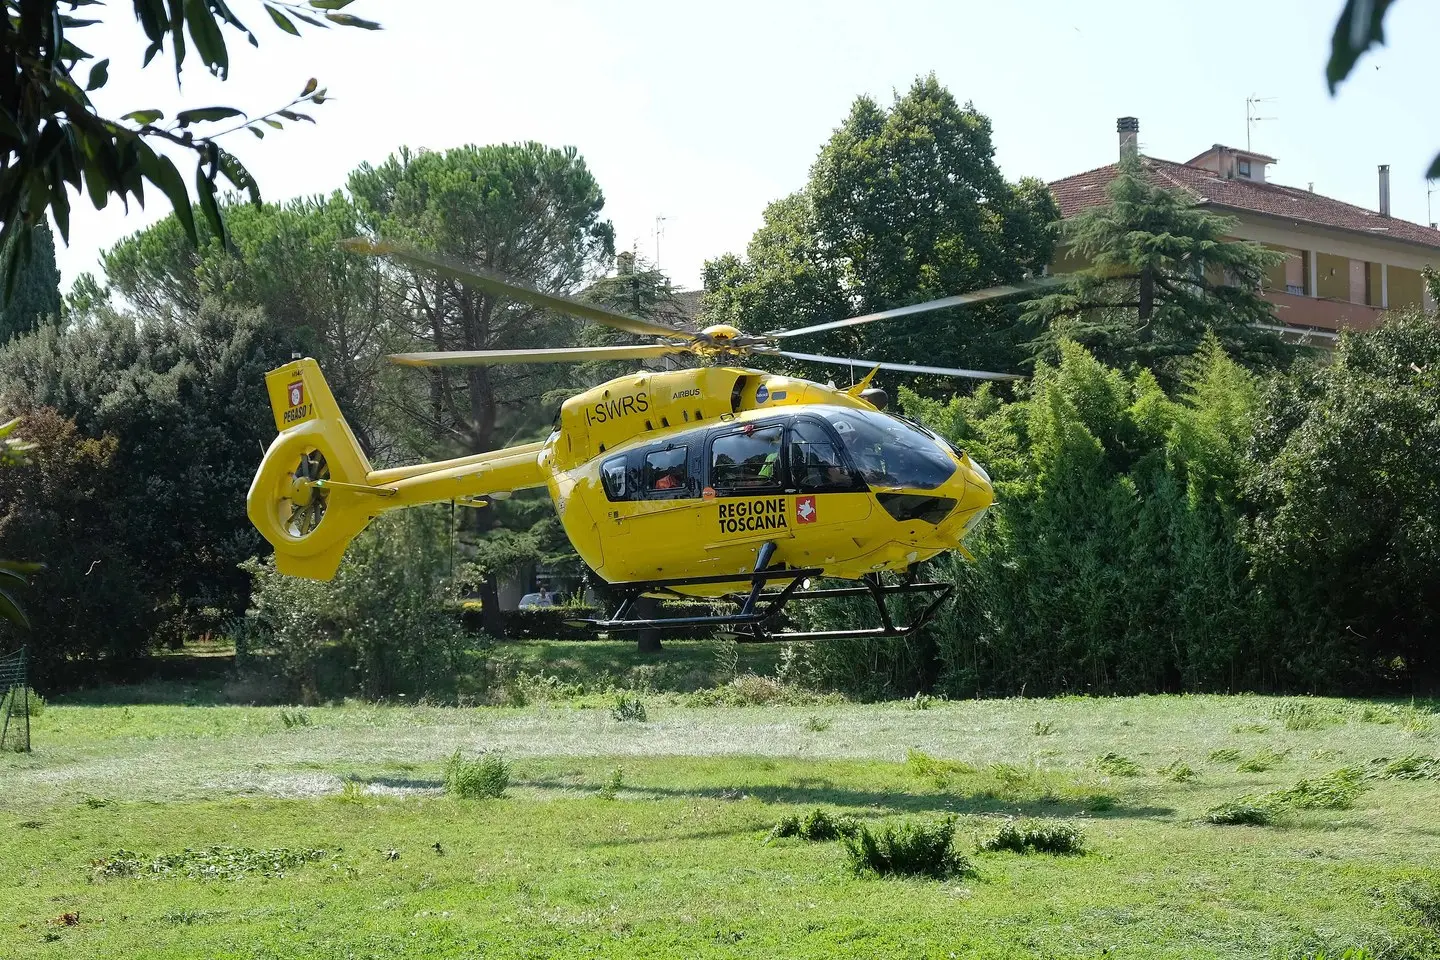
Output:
[[709, 426, 784, 495]]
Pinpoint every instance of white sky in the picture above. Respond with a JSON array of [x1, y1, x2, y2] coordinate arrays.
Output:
[[58, 0, 1440, 292]]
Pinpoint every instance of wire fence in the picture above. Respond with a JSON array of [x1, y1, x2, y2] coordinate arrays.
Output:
[[0, 647, 31, 753]]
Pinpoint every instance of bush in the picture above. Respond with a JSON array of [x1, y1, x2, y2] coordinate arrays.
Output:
[[1094, 753, 1141, 777], [1204, 799, 1276, 826], [978, 819, 1086, 855], [610, 692, 647, 722], [767, 808, 861, 844], [1266, 768, 1368, 811], [843, 817, 971, 880], [443, 750, 509, 799], [244, 508, 481, 701]]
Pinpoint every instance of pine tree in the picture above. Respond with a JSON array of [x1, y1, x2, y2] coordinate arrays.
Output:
[[0, 223, 61, 342], [1023, 154, 1290, 383]]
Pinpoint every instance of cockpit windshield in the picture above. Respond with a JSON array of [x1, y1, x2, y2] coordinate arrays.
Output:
[[820, 408, 956, 490]]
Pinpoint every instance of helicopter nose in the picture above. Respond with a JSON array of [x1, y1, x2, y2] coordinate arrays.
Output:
[[949, 456, 994, 543]]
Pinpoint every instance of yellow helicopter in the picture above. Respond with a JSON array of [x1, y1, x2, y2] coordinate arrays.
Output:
[[247, 241, 1056, 640]]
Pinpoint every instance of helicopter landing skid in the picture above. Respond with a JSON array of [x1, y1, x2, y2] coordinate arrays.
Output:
[[570, 542, 955, 642]]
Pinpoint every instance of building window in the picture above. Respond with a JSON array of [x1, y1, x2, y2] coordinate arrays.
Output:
[[1237, 159, 1252, 179], [788, 419, 862, 493]]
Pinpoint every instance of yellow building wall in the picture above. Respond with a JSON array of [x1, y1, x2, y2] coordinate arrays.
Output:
[[1049, 246, 1091, 275], [1261, 244, 1293, 292], [1315, 252, 1349, 300], [1389, 266, 1425, 309]]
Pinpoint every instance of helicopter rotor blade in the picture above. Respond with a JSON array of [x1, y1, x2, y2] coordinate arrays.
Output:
[[389, 343, 693, 367], [776, 350, 1022, 382], [342, 238, 695, 342], [769, 275, 1066, 340]]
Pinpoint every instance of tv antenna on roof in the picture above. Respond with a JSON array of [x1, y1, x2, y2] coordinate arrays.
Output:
[[653, 215, 667, 269], [1245, 95, 1277, 152]]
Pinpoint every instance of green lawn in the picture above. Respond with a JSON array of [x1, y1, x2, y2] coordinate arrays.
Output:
[[3, 676, 1439, 957]]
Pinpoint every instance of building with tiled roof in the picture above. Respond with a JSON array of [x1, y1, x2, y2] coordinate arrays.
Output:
[[1048, 118, 1440, 339]]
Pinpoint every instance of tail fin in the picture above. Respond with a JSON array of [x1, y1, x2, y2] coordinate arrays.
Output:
[[247, 358, 377, 581]]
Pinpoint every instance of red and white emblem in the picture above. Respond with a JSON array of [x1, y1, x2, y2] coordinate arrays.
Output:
[[287, 381, 304, 407], [795, 495, 817, 524]]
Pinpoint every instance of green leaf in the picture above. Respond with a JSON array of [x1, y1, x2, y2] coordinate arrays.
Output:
[[185, 0, 231, 78], [194, 165, 230, 252], [175, 106, 244, 126], [248, 125, 265, 139], [301, 77, 318, 97], [308, 0, 355, 8], [121, 109, 165, 125], [264, 118, 283, 129], [324, 11, 382, 29], [216, 149, 262, 207], [138, 144, 198, 244], [1327, 0, 1397, 94], [0, 560, 43, 574], [85, 57, 110, 91], [277, 110, 314, 123], [265, 5, 300, 35]]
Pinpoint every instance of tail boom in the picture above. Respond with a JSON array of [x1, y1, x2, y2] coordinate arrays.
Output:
[[248, 359, 546, 580]]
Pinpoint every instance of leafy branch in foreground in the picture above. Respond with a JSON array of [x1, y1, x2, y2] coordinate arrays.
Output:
[[0, 1, 381, 291]]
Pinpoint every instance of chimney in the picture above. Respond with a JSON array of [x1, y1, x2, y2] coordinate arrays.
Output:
[[616, 250, 636, 276], [1378, 164, 1391, 217], [1117, 117, 1139, 160]]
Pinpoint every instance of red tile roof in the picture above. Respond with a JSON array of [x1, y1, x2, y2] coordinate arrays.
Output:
[[1050, 156, 1440, 251]]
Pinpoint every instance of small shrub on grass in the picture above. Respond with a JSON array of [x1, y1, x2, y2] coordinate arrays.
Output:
[[766, 808, 860, 844], [978, 819, 1086, 855], [336, 779, 364, 804], [1268, 767, 1368, 810], [1159, 760, 1197, 782], [905, 750, 976, 789], [443, 750, 509, 799], [803, 715, 831, 732], [1208, 748, 1241, 763], [1205, 799, 1276, 826], [598, 768, 623, 801], [1094, 753, 1141, 777], [1378, 754, 1440, 780], [1271, 699, 1347, 731], [843, 817, 971, 879], [610, 692, 647, 722], [1237, 748, 1289, 772], [279, 709, 310, 729], [1032, 720, 1055, 736]]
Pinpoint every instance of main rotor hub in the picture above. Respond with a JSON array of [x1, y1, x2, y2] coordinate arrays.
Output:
[[700, 323, 743, 343]]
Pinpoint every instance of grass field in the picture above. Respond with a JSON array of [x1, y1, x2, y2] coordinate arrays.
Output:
[[4, 647, 1439, 958]]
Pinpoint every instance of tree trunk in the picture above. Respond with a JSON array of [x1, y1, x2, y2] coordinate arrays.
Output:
[[1137, 266, 1155, 334]]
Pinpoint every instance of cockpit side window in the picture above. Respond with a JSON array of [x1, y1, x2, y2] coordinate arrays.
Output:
[[709, 425, 784, 495], [600, 455, 631, 501], [787, 419, 863, 493], [823, 409, 956, 490]]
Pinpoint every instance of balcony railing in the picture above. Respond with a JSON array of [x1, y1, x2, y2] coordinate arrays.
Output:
[[1261, 289, 1384, 333]]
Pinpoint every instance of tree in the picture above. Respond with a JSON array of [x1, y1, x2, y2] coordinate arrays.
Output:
[[1246, 310, 1440, 688], [0, 223, 61, 342], [0, 0, 379, 290], [348, 143, 615, 634], [1022, 153, 1290, 385], [705, 75, 1057, 385], [0, 300, 300, 676], [98, 194, 394, 451]]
